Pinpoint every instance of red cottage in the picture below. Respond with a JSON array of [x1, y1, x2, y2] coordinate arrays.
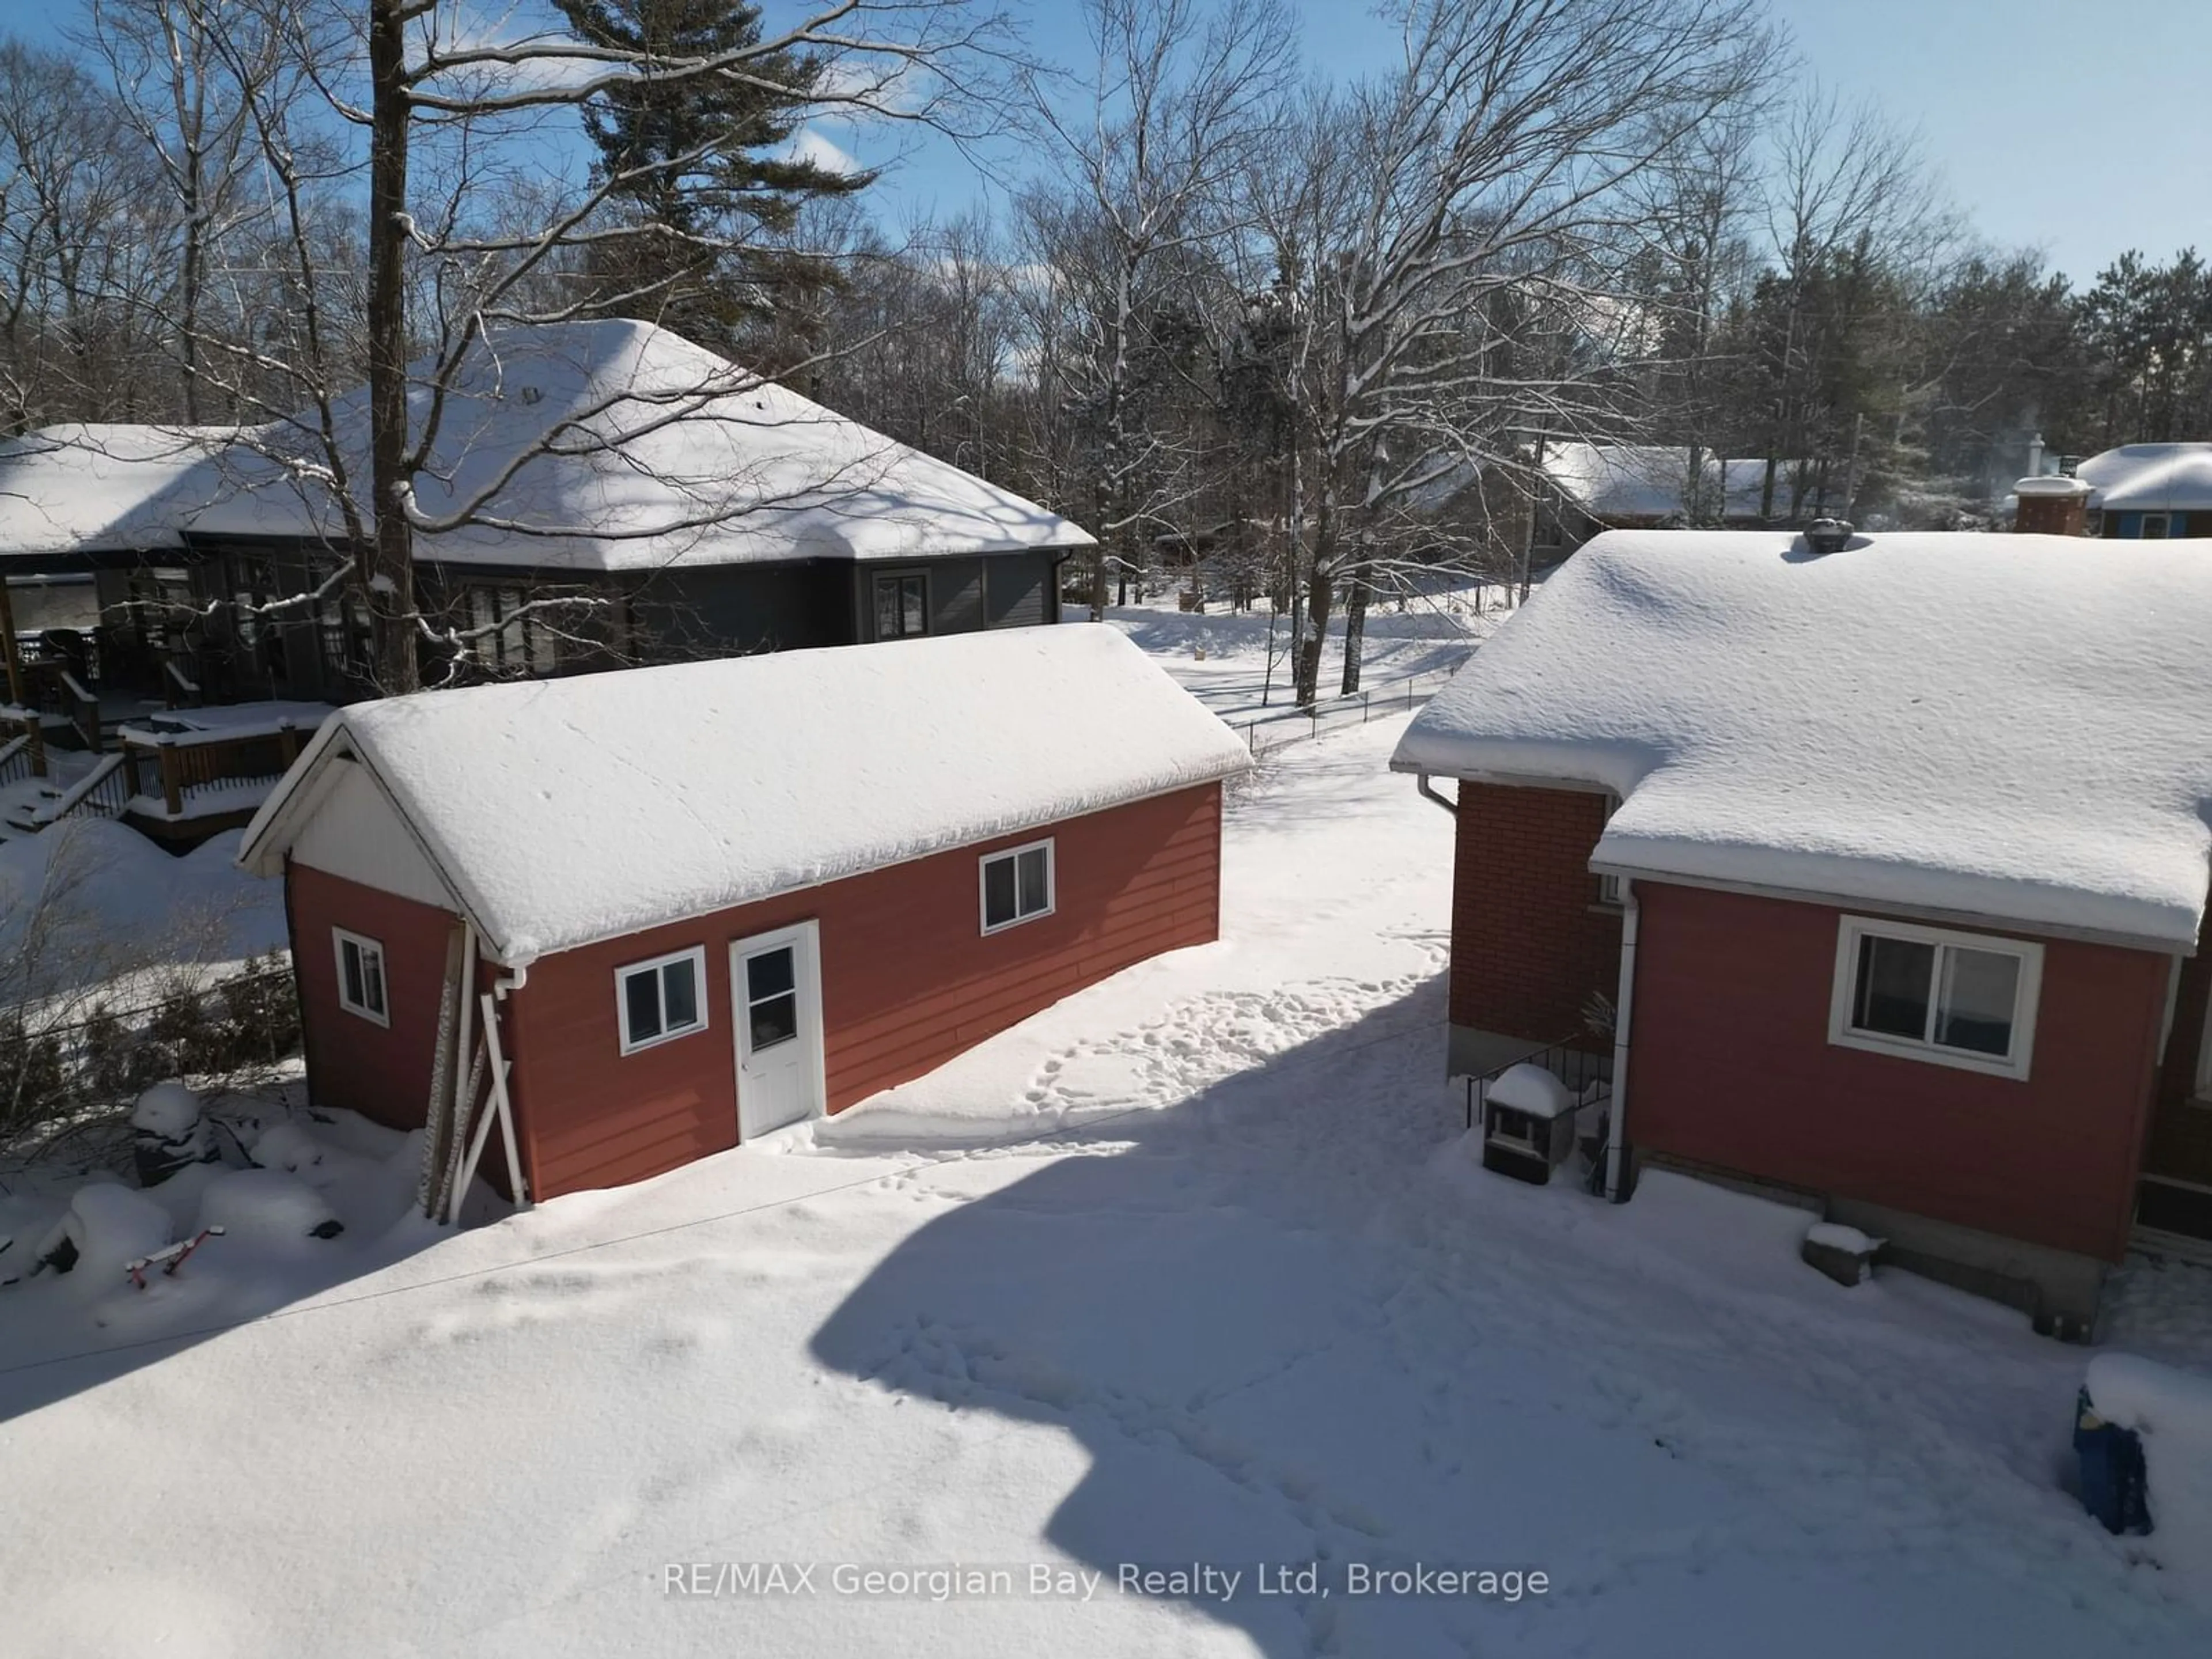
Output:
[[239, 628, 1249, 1207], [1394, 528, 2212, 1332]]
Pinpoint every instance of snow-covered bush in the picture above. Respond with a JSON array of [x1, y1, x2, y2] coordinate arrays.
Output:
[[197, 1168, 342, 1245], [130, 1081, 218, 1187], [251, 1121, 332, 1180], [0, 821, 287, 1159], [34, 1181, 173, 1283]]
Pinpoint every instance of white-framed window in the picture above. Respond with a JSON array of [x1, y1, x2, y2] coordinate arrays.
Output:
[[980, 838, 1055, 934], [332, 928, 389, 1027], [2141, 512, 2172, 540], [616, 945, 708, 1055], [1827, 915, 2043, 1080]]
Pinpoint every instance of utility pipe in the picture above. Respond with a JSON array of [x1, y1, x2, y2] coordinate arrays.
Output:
[[1604, 882, 1639, 1203]]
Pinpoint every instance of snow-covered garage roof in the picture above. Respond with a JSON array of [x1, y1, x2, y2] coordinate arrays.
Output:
[[1392, 529, 2212, 949], [2077, 443, 2212, 514], [241, 626, 1250, 965], [191, 319, 1094, 569], [0, 422, 247, 557]]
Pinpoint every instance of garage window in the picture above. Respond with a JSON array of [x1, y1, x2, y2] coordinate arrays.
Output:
[[616, 945, 707, 1054], [334, 929, 389, 1026], [980, 839, 1055, 933]]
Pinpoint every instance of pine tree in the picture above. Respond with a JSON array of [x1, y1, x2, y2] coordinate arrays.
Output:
[[552, 0, 873, 354]]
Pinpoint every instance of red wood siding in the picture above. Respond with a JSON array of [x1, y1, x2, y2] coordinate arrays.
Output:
[[286, 861, 463, 1133], [1450, 782, 1621, 1046], [503, 782, 1224, 1200], [1628, 881, 2167, 1262]]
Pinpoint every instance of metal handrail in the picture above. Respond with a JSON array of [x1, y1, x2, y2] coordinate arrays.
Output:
[[1460, 1036, 1612, 1131]]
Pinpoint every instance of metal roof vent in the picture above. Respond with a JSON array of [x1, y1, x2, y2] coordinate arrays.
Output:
[[1802, 517, 1854, 555]]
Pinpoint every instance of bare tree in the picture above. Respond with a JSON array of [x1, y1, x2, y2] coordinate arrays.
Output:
[[1746, 84, 1953, 521], [85, 0, 303, 424], [1017, 0, 1293, 619], [0, 39, 175, 429], [1284, 0, 1770, 702]]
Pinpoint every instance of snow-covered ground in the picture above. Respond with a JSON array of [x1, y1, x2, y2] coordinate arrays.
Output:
[[1088, 581, 1509, 725], [4, 713, 2208, 1658], [0, 819, 285, 999]]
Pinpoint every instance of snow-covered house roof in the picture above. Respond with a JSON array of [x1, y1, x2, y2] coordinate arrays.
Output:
[[0, 423, 247, 558], [240, 626, 1249, 965], [1392, 529, 2212, 949], [2076, 443, 2212, 513], [1540, 443, 1778, 524], [191, 319, 1093, 569]]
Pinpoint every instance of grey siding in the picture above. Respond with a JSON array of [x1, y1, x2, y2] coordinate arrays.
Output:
[[930, 558, 986, 634], [854, 551, 1067, 642], [634, 561, 853, 660], [983, 549, 1063, 628]]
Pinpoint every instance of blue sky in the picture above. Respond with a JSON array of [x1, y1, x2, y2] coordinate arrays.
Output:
[[9, 0, 2205, 285]]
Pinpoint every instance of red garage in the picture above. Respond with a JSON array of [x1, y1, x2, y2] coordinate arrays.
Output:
[[239, 628, 1249, 1210]]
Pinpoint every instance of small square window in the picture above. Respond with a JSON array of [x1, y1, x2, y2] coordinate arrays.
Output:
[[333, 929, 389, 1026], [2141, 513, 2172, 540], [980, 840, 1055, 933], [616, 946, 708, 1055]]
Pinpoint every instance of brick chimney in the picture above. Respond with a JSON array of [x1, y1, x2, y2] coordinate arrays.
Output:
[[2014, 475, 2091, 536]]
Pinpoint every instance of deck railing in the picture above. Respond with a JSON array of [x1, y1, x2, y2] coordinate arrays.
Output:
[[123, 721, 306, 817], [0, 733, 35, 790], [44, 751, 129, 822]]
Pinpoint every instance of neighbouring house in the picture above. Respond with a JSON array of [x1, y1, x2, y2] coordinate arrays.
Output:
[[2076, 442, 2212, 539], [237, 627, 1249, 1203], [1, 320, 1093, 714], [0, 422, 243, 718], [1531, 442, 1802, 558], [1392, 528, 2212, 1331], [1, 320, 1092, 843]]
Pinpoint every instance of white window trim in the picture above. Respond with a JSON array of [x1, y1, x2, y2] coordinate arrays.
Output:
[[615, 944, 710, 1056], [2141, 512, 2172, 539], [1826, 914, 2043, 1081], [979, 837, 1056, 935], [332, 927, 389, 1027]]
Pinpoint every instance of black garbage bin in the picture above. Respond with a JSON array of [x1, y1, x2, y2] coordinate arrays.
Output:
[[2073, 1387, 2152, 1536]]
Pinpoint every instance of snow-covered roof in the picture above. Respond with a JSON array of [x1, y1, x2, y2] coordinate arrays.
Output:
[[1392, 529, 2212, 948], [2077, 443, 2212, 513], [241, 626, 1249, 965], [192, 319, 1093, 569], [1541, 443, 1778, 524], [0, 423, 247, 557]]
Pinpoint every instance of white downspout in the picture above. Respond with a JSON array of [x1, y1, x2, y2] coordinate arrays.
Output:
[[1605, 881, 1639, 1202]]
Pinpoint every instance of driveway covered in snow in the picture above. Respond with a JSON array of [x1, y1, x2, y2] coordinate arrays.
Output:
[[2, 716, 2206, 1657]]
